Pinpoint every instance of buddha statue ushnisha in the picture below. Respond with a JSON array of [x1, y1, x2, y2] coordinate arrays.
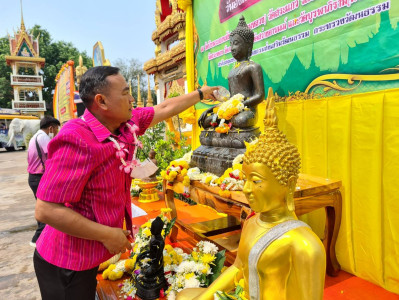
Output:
[[198, 15, 265, 130], [177, 96, 326, 300]]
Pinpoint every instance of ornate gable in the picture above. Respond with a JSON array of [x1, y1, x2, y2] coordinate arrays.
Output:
[[9, 30, 39, 57]]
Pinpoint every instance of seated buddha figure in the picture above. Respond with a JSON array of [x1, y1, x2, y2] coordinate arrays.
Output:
[[134, 217, 167, 300], [198, 16, 265, 130], [178, 97, 326, 300]]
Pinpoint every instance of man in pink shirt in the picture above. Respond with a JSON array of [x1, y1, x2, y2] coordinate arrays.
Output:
[[27, 116, 60, 247], [34, 66, 217, 299]]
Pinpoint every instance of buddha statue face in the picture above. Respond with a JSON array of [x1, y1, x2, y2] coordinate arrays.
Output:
[[242, 162, 288, 213], [230, 34, 250, 62], [230, 16, 254, 62]]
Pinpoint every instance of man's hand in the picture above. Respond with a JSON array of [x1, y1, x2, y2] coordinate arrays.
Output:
[[150, 85, 218, 127], [101, 227, 133, 255], [199, 86, 218, 101]]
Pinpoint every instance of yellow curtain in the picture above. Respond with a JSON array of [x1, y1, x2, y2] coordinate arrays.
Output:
[[273, 89, 399, 294]]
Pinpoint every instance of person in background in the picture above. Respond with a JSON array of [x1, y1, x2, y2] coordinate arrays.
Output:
[[27, 116, 60, 247]]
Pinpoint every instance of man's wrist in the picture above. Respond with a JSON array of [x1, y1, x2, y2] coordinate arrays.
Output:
[[197, 88, 204, 100]]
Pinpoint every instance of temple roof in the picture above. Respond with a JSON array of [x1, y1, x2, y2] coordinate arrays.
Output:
[[6, 4, 44, 66], [144, 40, 185, 74], [144, 0, 186, 75]]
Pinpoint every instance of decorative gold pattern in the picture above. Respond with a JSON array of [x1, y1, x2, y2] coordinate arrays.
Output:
[[165, 80, 185, 140], [144, 41, 186, 74], [305, 73, 399, 94], [152, 11, 186, 44], [167, 80, 185, 97]]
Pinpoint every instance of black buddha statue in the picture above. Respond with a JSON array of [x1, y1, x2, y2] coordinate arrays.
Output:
[[134, 217, 167, 300], [191, 16, 265, 176]]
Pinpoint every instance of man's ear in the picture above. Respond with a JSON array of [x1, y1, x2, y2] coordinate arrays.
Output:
[[93, 94, 107, 110]]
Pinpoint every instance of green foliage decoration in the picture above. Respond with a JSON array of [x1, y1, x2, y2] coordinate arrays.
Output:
[[137, 121, 191, 174]]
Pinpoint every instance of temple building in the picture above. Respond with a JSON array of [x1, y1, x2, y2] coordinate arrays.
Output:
[[5, 9, 46, 118], [144, 0, 186, 103]]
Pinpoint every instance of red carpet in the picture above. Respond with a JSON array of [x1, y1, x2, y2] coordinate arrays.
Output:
[[324, 271, 399, 300]]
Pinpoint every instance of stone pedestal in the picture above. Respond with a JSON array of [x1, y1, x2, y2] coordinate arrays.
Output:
[[191, 127, 260, 176]]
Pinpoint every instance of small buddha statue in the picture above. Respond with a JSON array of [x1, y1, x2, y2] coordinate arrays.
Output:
[[198, 16, 265, 130], [134, 217, 167, 300], [177, 97, 326, 300]]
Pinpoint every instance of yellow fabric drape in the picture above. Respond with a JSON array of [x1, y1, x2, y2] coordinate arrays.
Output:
[[275, 90, 399, 294], [192, 89, 399, 294], [178, 1, 198, 142]]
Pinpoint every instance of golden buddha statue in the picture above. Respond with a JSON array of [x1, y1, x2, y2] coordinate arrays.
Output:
[[75, 55, 87, 88], [177, 96, 326, 300]]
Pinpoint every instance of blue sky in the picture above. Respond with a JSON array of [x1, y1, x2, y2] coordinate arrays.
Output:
[[0, 0, 157, 66]]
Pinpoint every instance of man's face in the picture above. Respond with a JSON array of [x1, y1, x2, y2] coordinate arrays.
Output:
[[100, 73, 134, 124], [50, 125, 59, 136]]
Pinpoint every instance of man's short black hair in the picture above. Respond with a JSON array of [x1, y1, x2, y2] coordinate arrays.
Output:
[[40, 116, 60, 129], [79, 66, 120, 107]]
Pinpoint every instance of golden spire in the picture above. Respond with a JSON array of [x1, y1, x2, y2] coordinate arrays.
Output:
[[136, 75, 143, 107], [20, 0, 26, 31], [146, 75, 153, 107]]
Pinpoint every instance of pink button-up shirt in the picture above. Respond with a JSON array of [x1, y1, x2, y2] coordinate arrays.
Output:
[[27, 129, 51, 174], [36, 108, 154, 271]]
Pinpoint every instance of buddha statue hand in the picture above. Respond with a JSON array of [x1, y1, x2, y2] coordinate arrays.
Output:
[[198, 105, 219, 128]]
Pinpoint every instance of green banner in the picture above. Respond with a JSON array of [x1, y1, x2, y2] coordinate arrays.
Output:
[[193, 0, 399, 103]]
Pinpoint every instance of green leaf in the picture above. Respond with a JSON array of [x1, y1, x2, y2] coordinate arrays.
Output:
[[164, 217, 176, 237], [208, 250, 226, 284]]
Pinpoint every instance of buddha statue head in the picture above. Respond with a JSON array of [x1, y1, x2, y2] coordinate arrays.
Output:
[[151, 216, 164, 237], [230, 16, 254, 61], [243, 96, 301, 214]]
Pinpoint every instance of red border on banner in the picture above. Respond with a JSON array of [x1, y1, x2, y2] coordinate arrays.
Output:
[[219, 0, 263, 23]]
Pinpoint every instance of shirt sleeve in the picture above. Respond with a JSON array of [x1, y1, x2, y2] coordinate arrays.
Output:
[[129, 106, 155, 136], [37, 132, 51, 154], [36, 132, 94, 204]]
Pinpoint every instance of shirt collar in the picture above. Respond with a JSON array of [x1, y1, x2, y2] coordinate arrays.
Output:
[[82, 109, 112, 143]]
